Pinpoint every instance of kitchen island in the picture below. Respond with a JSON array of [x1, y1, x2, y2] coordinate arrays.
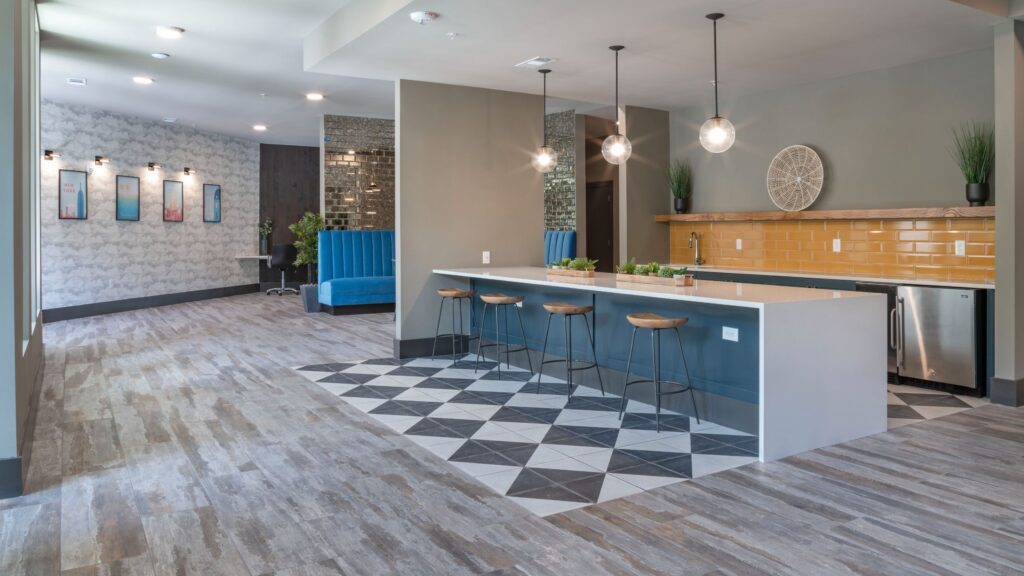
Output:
[[433, 266, 887, 461]]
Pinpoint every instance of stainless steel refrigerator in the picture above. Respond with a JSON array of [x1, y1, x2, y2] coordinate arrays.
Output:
[[895, 285, 984, 390], [856, 283, 985, 391]]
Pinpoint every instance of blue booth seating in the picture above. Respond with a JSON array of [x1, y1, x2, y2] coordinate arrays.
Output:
[[318, 230, 395, 308], [544, 230, 577, 264]]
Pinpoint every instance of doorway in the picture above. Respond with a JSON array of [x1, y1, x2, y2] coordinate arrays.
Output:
[[586, 180, 614, 273]]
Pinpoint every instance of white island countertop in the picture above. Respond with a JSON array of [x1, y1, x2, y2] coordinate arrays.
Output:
[[433, 266, 880, 309]]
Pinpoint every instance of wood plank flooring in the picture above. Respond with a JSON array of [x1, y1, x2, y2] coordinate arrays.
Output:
[[1, 292, 1022, 575]]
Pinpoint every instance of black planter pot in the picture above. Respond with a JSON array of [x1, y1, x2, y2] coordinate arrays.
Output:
[[966, 183, 989, 207], [673, 196, 688, 214], [300, 284, 319, 313]]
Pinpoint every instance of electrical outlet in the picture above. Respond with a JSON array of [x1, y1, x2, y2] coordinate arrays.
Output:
[[735, 238, 742, 250], [482, 251, 491, 264], [515, 300, 523, 308], [832, 238, 841, 252], [955, 240, 966, 256], [722, 326, 739, 342]]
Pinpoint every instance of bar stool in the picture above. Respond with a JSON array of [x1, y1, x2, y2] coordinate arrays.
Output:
[[536, 302, 605, 398], [431, 288, 477, 363], [475, 293, 534, 380], [619, 312, 701, 431]]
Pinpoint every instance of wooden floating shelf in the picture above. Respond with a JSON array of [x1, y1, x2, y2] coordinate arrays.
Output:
[[655, 206, 995, 223]]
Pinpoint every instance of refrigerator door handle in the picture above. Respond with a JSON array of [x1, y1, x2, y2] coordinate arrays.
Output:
[[889, 307, 897, 350], [896, 296, 905, 369]]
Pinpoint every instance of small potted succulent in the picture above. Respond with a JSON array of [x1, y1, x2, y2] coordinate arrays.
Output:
[[646, 261, 661, 277], [951, 122, 994, 207], [568, 257, 598, 272], [258, 218, 273, 255], [616, 258, 637, 274], [288, 212, 325, 313], [668, 160, 692, 214]]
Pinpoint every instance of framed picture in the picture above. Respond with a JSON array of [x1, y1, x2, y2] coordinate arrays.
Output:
[[203, 183, 221, 223], [58, 169, 88, 220], [163, 180, 184, 222], [116, 175, 140, 221]]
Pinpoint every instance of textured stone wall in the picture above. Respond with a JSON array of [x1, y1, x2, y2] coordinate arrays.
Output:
[[544, 110, 576, 231], [322, 115, 395, 230]]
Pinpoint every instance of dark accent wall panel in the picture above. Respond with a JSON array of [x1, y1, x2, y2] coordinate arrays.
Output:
[[259, 143, 320, 284]]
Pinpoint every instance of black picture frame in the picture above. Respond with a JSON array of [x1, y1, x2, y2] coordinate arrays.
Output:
[[203, 183, 222, 223], [58, 169, 88, 220], [115, 175, 141, 221], [163, 180, 184, 222]]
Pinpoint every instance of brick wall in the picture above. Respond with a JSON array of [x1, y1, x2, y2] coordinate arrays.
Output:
[[544, 110, 576, 231], [322, 115, 395, 230]]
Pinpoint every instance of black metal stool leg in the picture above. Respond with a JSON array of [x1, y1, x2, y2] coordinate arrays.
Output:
[[455, 297, 465, 363], [536, 313, 553, 393], [475, 302, 489, 372], [581, 313, 604, 396], [652, 329, 661, 432], [563, 313, 573, 398], [495, 303, 503, 380], [619, 327, 638, 419], [674, 327, 701, 424], [450, 295, 457, 364], [513, 304, 533, 375], [431, 296, 446, 360]]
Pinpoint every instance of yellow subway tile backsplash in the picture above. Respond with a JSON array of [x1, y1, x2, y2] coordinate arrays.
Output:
[[668, 216, 995, 285]]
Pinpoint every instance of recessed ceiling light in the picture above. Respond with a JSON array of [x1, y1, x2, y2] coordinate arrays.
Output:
[[162, 117, 177, 123], [409, 10, 439, 25], [66, 77, 87, 86], [156, 26, 185, 39], [253, 124, 267, 131], [305, 92, 324, 101], [151, 52, 170, 59], [515, 56, 557, 68], [132, 76, 154, 85]]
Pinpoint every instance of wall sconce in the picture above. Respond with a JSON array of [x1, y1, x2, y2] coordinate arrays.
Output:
[[148, 162, 160, 171], [184, 167, 196, 177], [43, 149, 59, 161], [94, 155, 109, 166]]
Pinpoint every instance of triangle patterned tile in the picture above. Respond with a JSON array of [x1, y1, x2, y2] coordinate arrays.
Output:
[[690, 453, 757, 479]]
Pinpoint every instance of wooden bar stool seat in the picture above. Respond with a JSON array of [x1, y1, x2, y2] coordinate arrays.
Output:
[[437, 287, 474, 299], [626, 312, 687, 330], [480, 293, 523, 306], [542, 302, 593, 315]]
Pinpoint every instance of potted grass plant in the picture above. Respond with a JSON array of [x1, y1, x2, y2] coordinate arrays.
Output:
[[951, 122, 994, 207], [288, 211, 325, 313], [668, 160, 692, 214]]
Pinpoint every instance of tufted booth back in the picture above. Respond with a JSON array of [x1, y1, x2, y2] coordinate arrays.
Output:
[[544, 230, 577, 264], [319, 230, 395, 281]]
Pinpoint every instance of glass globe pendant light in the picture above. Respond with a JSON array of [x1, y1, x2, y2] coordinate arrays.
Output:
[[602, 45, 632, 165], [699, 13, 736, 154], [531, 69, 558, 173]]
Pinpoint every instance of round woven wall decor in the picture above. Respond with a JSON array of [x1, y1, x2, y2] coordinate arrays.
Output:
[[766, 145, 824, 211]]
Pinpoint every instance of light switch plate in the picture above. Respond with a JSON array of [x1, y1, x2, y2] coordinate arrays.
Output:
[[722, 326, 739, 342], [832, 238, 841, 252], [955, 240, 966, 256], [482, 251, 491, 264], [735, 238, 743, 250]]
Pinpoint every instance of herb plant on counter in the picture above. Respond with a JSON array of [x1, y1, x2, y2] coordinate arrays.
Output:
[[616, 258, 637, 274], [646, 262, 661, 276], [568, 257, 598, 272]]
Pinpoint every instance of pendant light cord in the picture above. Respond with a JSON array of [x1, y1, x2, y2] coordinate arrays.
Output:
[[615, 48, 620, 135], [712, 16, 720, 118]]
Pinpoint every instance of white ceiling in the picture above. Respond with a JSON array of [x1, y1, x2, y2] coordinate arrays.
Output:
[[38, 0, 396, 146], [39, 0, 1002, 147]]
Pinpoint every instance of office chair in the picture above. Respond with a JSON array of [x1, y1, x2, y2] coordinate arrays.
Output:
[[266, 244, 299, 296]]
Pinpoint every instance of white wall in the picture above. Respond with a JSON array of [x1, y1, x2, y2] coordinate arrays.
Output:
[[40, 101, 261, 309]]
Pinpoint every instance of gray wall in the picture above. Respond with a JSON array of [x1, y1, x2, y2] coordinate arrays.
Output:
[[1, 0, 43, 469], [40, 101, 261, 309], [671, 48, 995, 212], [396, 80, 543, 342], [584, 115, 620, 264], [623, 106, 670, 263]]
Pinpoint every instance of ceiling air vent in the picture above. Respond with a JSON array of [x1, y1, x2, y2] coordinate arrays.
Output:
[[66, 77, 87, 86]]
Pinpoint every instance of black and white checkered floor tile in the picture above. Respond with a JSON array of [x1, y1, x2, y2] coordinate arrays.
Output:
[[295, 354, 758, 517], [887, 383, 988, 429]]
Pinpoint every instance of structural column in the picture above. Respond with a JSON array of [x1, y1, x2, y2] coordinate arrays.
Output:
[[992, 19, 1024, 406]]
